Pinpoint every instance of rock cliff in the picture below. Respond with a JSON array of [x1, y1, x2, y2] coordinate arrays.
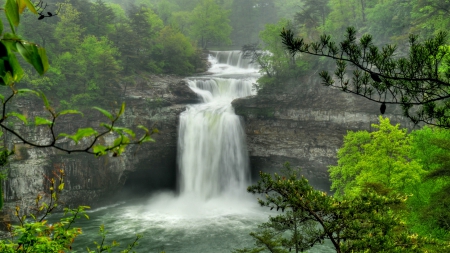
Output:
[[233, 74, 416, 191], [2, 75, 199, 217]]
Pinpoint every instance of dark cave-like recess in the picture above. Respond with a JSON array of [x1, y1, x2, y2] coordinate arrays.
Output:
[[122, 148, 178, 196]]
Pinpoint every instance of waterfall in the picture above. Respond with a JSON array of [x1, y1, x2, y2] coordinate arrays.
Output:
[[178, 51, 258, 199]]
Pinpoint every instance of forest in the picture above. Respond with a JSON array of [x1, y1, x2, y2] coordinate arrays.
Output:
[[0, 0, 449, 252]]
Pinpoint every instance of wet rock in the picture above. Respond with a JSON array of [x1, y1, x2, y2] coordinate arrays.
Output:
[[233, 75, 416, 191], [1, 75, 199, 218]]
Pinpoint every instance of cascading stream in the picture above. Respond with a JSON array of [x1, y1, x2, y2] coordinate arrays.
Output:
[[178, 51, 258, 199], [177, 79, 255, 198], [72, 51, 335, 253]]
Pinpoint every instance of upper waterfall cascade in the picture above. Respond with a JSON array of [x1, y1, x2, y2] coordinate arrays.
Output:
[[178, 51, 259, 199]]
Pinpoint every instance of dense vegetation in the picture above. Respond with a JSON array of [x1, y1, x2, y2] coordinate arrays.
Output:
[[1, 0, 450, 251], [238, 0, 450, 252], [4, 0, 236, 108]]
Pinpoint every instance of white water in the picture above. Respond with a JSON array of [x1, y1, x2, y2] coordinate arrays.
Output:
[[178, 78, 255, 198], [65, 51, 335, 252]]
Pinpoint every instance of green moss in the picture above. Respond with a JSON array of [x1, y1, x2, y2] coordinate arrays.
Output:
[[234, 106, 275, 119], [145, 98, 171, 109]]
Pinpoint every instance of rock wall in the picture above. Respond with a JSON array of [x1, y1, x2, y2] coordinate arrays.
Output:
[[233, 74, 416, 191], [1, 75, 199, 218]]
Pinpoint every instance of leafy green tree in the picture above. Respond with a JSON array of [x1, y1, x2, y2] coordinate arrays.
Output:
[[54, 3, 84, 53], [236, 163, 438, 253], [0, 0, 157, 251], [91, 0, 116, 37], [243, 19, 309, 89], [155, 0, 180, 24], [127, 4, 164, 72], [169, 11, 191, 35], [329, 116, 424, 198], [364, 0, 413, 44], [0, 0, 155, 208], [189, 0, 232, 49], [294, 0, 330, 40], [281, 27, 450, 127], [410, 0, 450, 37], [155, 26, 195, 75]]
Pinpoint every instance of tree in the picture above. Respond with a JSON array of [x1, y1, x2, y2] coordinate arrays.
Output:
[[127, 4, 164, 72], [294, 0, 330, 40], [243, 20, 309, 88], [235, 163, 437, 253], [189, 0, 232, 49], [0, 0, 155, 207], [0, 0, 157, 250], [329, 116, 424, 198], [91, 0, 116, 37], [281, 27, 450, 128], [410, 0, 450, 37], [54, 3, 84, 53], [155, 26, 195, 75]]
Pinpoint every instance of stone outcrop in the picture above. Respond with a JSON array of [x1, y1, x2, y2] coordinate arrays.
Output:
[[2, 75, 199, 217], [233, 74, 416, 191]]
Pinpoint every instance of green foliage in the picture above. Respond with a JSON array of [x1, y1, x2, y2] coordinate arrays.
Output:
[[330, 121, 450, 239], [155, 26, 195, 75], [0, 170, 141, 252], [189, 0, 232, 49], [237, 163, 439, 253], [244, 19, 310, 90], [330, 116, 424, 198], [16, 0, 207, 109], [281, 26, 450, 127]]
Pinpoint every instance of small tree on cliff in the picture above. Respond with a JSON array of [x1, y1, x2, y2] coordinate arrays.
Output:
[[280, 27, 450, 128], [329, 116, 424, 198]]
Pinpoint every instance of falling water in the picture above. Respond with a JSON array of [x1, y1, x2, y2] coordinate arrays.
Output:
[[178, 77, 255, 198], [69, 51, 333, 252]]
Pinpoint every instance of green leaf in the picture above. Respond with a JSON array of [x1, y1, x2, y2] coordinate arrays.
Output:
[[0, 41, 24, 83], [5, 0, 19, 29], [7, 50, 24, 82], [34, 116, 52, 126], [38, 47, 49, 74], [56, 110, 83, 117], [93, 145, 107, 156], [93, 107, 114, 121], [100, 123, 112, 130], [139, 135, 155, 143], [118, 102, 125, 117], [69, 128, 98, 144], [0, 18, 3, 37], [17, 88, 39, 96], [0, 71, 13, 86], [7, 112, 27, 124], [18, 0, 37, 14], [0, 94, 4, 103], [112, 127, 135, 138], [40, 92, 51, 110], [16, 42, 48, 75], [137, 125, 149, 134]]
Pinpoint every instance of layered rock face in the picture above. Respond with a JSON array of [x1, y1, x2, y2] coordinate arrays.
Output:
[[233, 75, 416, 191], [2, 75, 199, 216]]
